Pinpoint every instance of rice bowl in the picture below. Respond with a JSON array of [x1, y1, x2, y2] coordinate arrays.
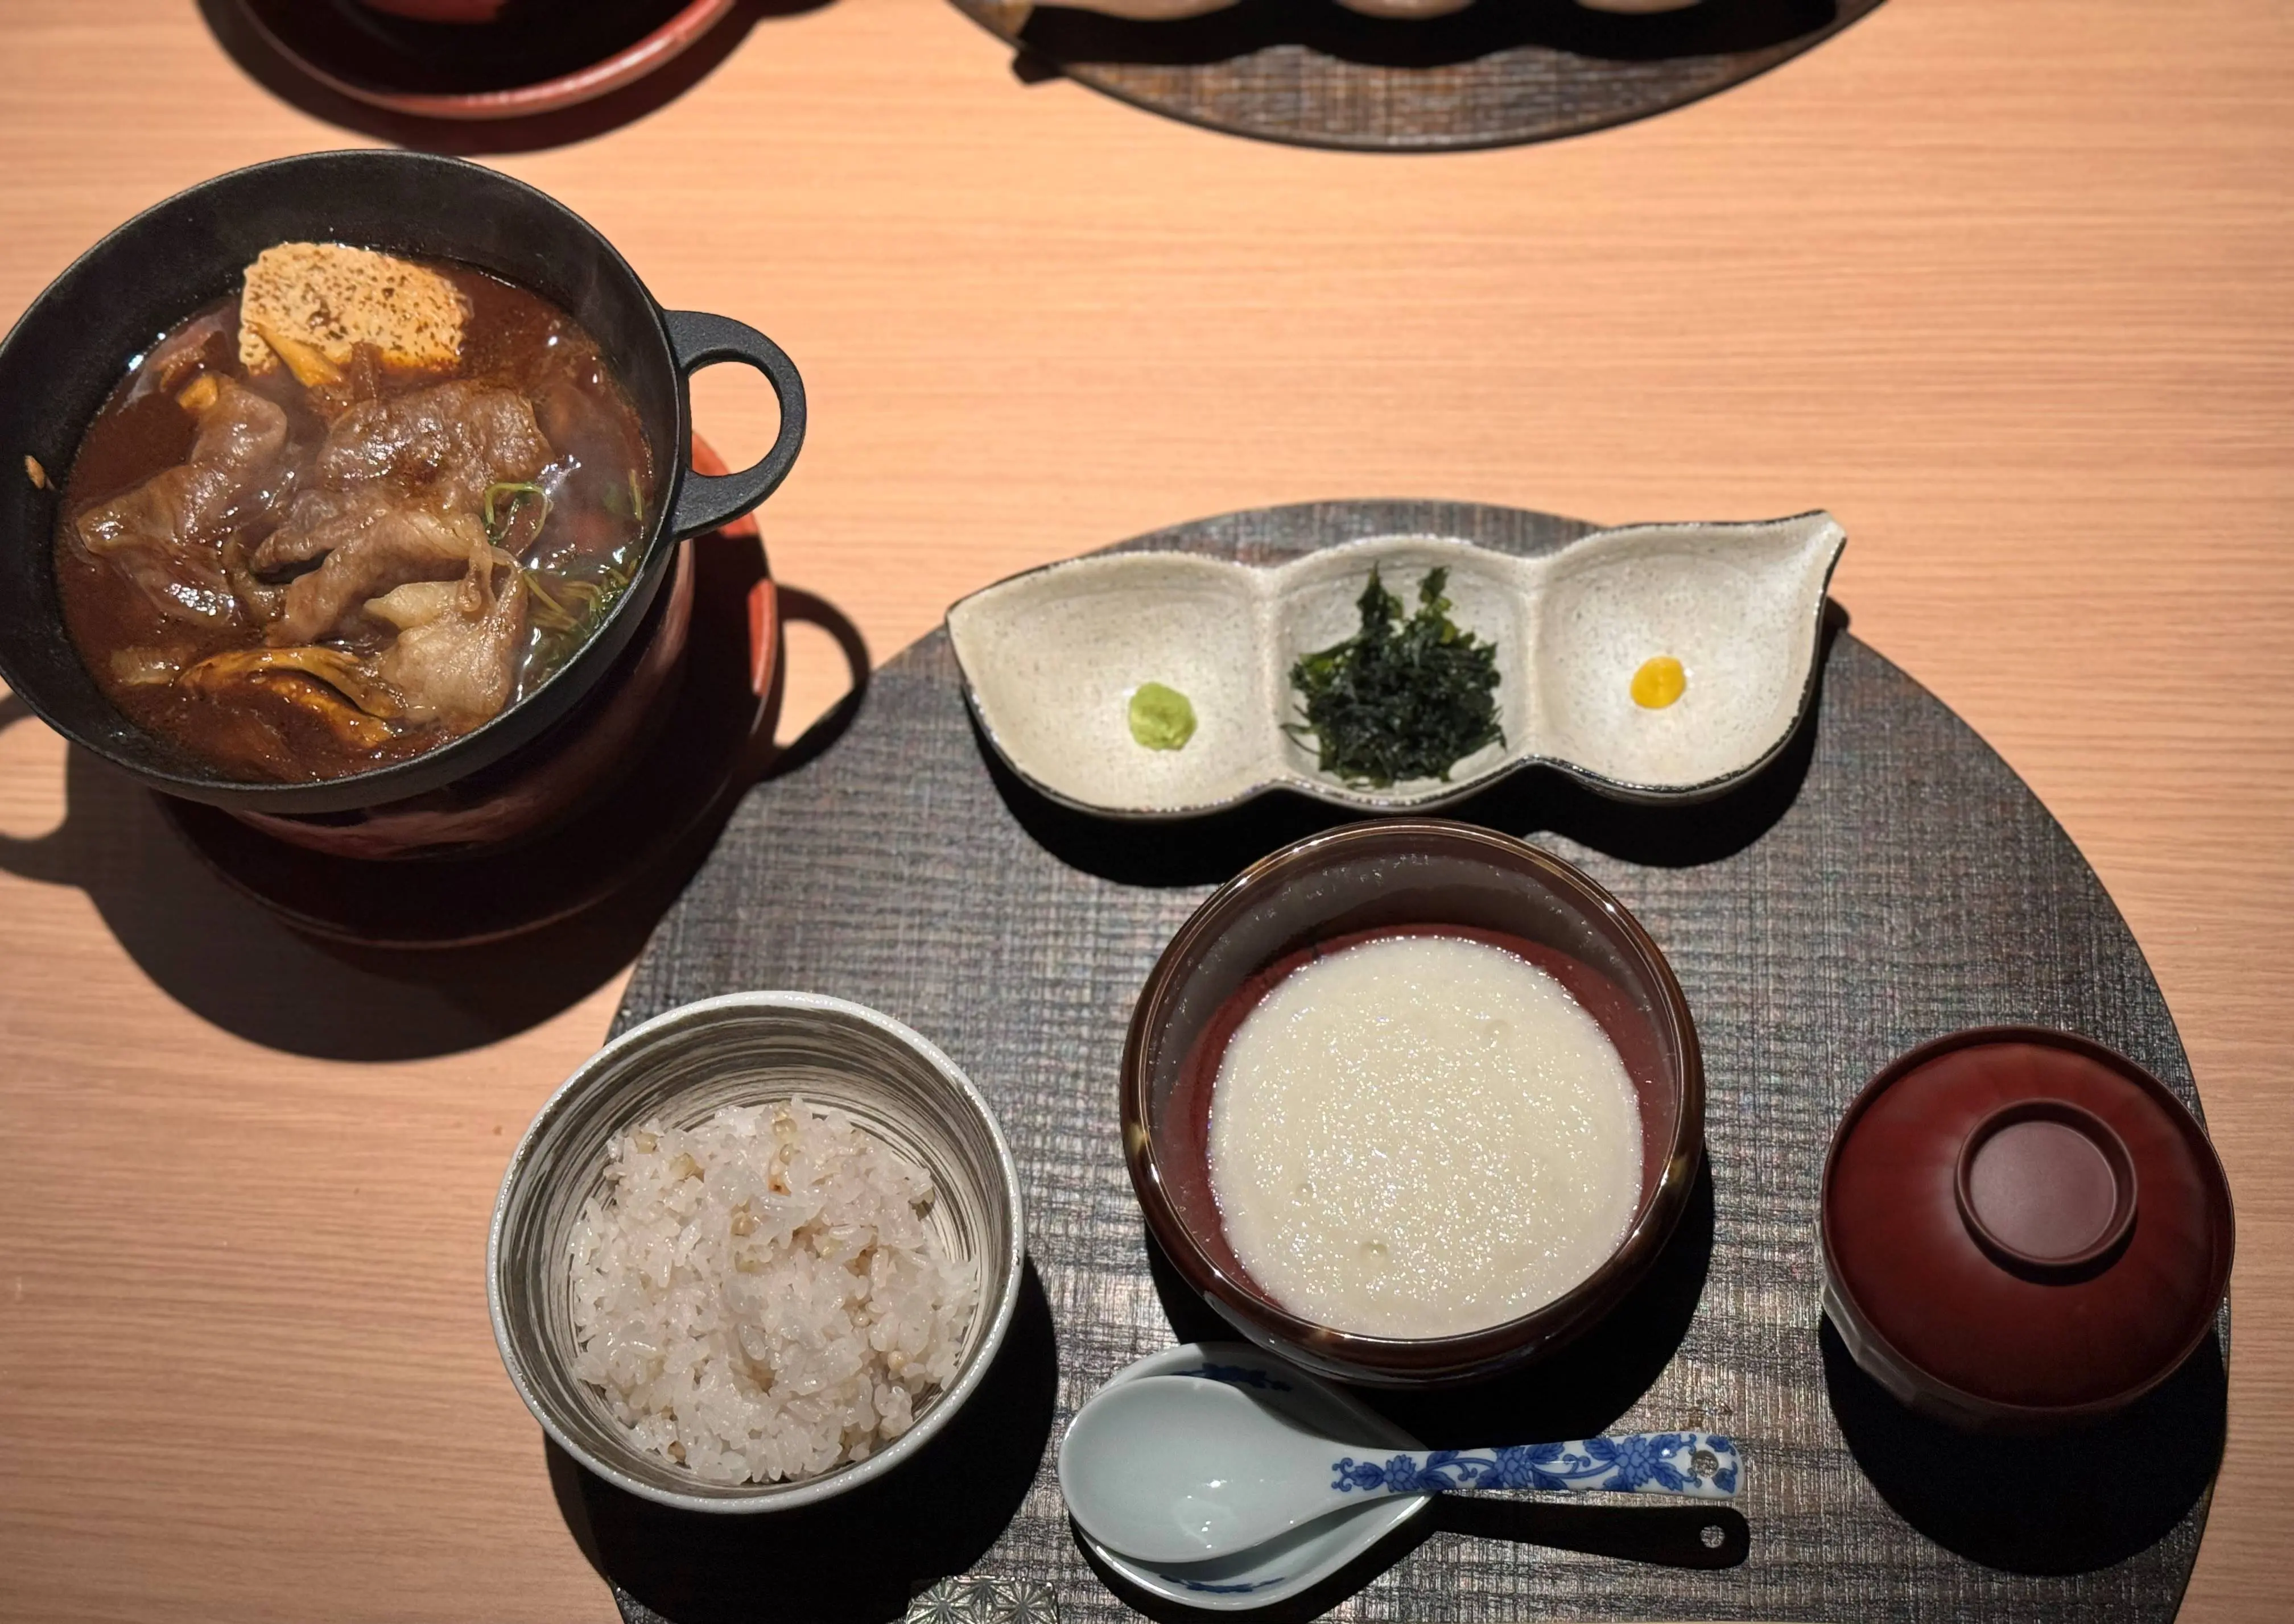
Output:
[[490, 991, 1025, 1512], [570, 1100, 979, 1485]]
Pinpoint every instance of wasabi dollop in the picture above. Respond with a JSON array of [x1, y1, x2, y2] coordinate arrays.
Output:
[[1128, 681, 1197, 750]]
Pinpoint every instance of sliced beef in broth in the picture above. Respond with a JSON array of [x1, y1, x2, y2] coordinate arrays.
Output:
[[55, 253, 654, 784], [73, 377, 299, 626], [269, 507, 491, 646], [316, 381, 552, 513], [371, 549, 529, 728], [250, 484, 402, 574]]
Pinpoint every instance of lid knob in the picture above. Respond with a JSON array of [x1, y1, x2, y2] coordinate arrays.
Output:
[[1954, 1099, 2139, 1280]]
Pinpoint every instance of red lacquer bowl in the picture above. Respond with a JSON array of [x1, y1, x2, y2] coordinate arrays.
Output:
[[1821, 1027, 2234, 1433], [358, 0, 510, 21], [239, 0, 735, 121]]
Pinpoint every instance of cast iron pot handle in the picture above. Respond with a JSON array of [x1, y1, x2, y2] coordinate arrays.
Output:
[[662, 309, 807, 539]]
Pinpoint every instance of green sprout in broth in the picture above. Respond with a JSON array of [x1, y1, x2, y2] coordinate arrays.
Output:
[[483, 480, 550, 547], [522, 557, 636, 688], [508, 468, 649, 695], [600, 468, 646, 530]]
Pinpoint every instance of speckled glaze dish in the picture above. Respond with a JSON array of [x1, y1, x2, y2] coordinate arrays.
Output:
[[946, 511, 1844, 820]]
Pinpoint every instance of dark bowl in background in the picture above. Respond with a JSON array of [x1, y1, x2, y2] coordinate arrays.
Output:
[[357, 0, 509, 19], [0, 148, 804, 829], [1121, 818, 1705, 1387], [242, 1, 740, 121]]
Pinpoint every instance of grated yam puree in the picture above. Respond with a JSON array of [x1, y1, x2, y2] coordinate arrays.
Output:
[[569, 1100, 977, 1485]]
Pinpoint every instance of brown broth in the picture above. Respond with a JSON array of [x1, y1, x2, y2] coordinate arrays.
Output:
[[53, 259, 655, 783]]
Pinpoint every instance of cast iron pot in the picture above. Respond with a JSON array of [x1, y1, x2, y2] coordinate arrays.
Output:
[[0, 148, 804, 816]]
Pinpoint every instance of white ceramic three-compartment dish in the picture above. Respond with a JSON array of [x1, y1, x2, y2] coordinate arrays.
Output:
[[947, 511, 1845, 819]]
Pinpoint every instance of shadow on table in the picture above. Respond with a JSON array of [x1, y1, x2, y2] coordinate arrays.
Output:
[[1009, 0, 1843, 75], [0, 582, 868, 1060], [0, 703, 643, 1056], [1075, 1510, 1438, 1624], [1131, 1160, 1730, 1590], [199, 0, 831, 155], [983, 603, 1842, 887], [550, 1259, 1060, 1624], [1821, 1315, 2226, 1574]]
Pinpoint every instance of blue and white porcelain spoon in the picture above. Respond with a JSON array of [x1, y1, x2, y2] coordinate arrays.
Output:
[[1060, 1370, 1740, 1566]]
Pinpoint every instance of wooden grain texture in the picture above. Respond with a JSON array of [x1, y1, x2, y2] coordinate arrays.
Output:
[[608, 501, 2224, 1623], [947, 0, 1887, 152], [0, 1, 2287, 1621]]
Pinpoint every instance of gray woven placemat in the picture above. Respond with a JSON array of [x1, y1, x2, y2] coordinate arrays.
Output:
[[599, 501, 2220, 1623], [948, 1, 1887, 152]]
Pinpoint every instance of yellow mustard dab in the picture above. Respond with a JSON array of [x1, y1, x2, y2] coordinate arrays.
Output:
[[1631, 656, 1686, 710]]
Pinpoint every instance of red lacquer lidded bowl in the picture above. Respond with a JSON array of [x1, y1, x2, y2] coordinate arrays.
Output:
[[1820, 1027, 2233, 1433]]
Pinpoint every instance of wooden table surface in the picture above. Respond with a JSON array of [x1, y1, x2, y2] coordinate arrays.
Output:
[[1, 2, 2287, 1619]]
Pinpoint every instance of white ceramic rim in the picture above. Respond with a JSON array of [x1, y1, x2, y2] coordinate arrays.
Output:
[[486, 989, 1029, 1514]]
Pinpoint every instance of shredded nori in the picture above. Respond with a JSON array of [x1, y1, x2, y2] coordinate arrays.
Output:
[[1284, 567, 1503, 787]]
